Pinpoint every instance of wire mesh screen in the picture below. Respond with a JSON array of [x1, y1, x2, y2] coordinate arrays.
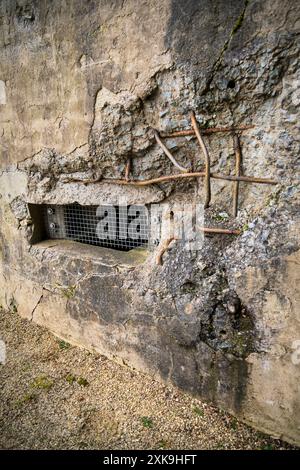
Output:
[[44, 204, 149, 251]]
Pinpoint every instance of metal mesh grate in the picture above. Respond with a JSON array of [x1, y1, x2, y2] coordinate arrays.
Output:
[[44, 204, 149, 251]]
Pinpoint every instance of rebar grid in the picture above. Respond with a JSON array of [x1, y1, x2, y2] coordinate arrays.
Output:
[[55, 113, 277, 245]]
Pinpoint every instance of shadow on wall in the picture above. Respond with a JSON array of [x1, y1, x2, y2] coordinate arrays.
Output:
[[165, 0, 247, 81]]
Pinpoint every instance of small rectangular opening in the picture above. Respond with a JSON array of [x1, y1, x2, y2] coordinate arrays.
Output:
[[29, 203, 149, 252]]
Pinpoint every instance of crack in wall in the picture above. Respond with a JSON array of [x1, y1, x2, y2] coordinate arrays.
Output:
[[202, 0, 249, 95], [30, 292, 43, 322]]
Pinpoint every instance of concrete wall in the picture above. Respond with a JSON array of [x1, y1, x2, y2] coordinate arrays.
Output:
[[0, 0, 299, 445]]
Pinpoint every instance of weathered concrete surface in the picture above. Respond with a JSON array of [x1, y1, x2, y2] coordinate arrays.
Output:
[[0, 0, 300, 445]]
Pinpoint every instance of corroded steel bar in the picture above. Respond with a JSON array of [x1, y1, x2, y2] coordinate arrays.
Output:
[[125, 157, 132, 181], [101, 172, 277, 186], [156, 237, 177, 265], [161, 124, 254, 138], [233, 134, 242, 217], [154, 130, 188, 173], [190, 111, 211, 208], [200, 227, 241, 235]]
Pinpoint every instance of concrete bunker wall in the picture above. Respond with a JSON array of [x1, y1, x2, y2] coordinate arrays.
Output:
[[0, 0, 299, 445]]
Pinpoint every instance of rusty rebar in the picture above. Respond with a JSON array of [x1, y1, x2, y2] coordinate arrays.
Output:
[[153, 130, 188, 173], [190, 111, 211, 208], [200, 227, 241, 235], [125, 157, 132, 181], [155, 237, 177, 266], [64, 172, 277, 186], [101, 172, 277, 186], [233, 134, 242, 217], [156, 228, 240, 265], [161, 124, 254, 138]]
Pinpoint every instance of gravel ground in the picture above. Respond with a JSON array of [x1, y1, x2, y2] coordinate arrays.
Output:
[[0, 308, 296, 450]]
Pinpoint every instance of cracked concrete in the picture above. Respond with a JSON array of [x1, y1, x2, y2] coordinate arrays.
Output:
[[202, 0, 250, 94], [30, 292, 44, 322]]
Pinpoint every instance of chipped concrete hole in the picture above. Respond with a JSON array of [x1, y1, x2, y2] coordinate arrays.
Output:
[[0, 0, 299, 447]]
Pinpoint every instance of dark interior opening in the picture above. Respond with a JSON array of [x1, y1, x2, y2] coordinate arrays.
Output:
[[227, 79, 236, 89]]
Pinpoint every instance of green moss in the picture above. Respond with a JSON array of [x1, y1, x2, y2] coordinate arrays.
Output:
[[66, 373, 77, 384], [99, 23, 108, 33], [206, 0, 249, 87], [58, 339, 71, 350], [230, 417, 238, 431], [230, 324, 254, 357], [156, 440, 168, 449], [193, 406, 204, 417], [61, 285, 77, 299], [213, 212, 229, 222], [15, 392, 36, 407], [125, 247, 149, 265], [77, 376, 89, 387], [261, 443, 275, 450], [141, 416, 153, 428], [66, 374, 89, 386], [231, 0, 249, 36], [30, 375, 53, 390]]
